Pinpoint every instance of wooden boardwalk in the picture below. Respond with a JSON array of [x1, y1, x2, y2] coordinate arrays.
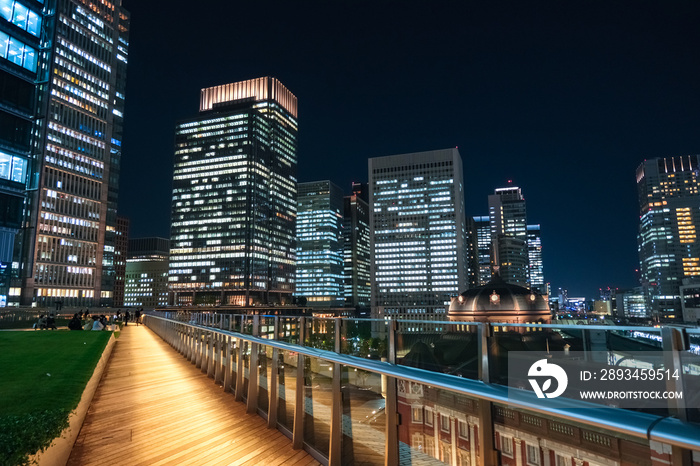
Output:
[[67, 324, 320, 466]]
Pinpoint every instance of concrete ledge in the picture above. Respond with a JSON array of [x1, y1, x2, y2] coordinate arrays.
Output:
[[29, 332, 117, 466]]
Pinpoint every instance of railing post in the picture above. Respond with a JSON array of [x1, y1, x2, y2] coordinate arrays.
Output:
[[195, 328, 202, 368], [213, 332, 221, 382], [477, 322, 497, 466], [223, 336, 233, 392], [292, 316, 305, 449], [235, 339, 245, 402], [268, 316, 280, 428], [201, 331, 210, 374], [385, 319, 398, 466], [661, 327, 692, 466], [329, 318, 342, 466], [247, 315, 260, 414]]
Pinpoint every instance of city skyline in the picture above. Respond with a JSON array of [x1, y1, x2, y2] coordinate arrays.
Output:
[[118, 1, 700, 298]]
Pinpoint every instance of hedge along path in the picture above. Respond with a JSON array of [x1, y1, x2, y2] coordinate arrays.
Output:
[[67, 324, 320, 466]]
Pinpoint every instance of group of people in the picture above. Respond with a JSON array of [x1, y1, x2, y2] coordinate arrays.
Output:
[[37, 308, 145, 331], [34, 314, 58, 330]]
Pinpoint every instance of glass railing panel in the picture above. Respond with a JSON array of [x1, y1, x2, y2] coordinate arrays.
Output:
[[492, 403, 653, 464], [305, 318, 336, 351], [394, 377, 466, 465], [278, 317, 301, 344], [260, 316, 275, 339], [340, 319, 386, 358], [231, 314, 243, 333], [258, 345, 272, 415], [242, 315, 253, 335], [277, 349, 298, 431], [303, 355, 332, 459], [396, 321, 478, 379], [339, 365, 384, 465], [488, 324, 664, 386], [680, 329, 700, 423]]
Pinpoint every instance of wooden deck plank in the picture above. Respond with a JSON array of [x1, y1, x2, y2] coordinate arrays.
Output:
[[67, 325, 320, 466]]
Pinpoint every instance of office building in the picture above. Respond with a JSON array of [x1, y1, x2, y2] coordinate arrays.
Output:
[[369, 148, 467, 323], [170, 77, 297, 306], [0, 0, 50, 306], [488, 186, 529, 287], [343, 182, 370, 310], [295, 180, 344, 307], [527, 224, 544, 294], [466, 217, 479, 288], [637, 155, 700, 321], [125, 237, 169, 308], [614, 287, 648, 319], [473, 215, 492, 286], [112, 215, 129, 307], [14, 0, 129, 306]]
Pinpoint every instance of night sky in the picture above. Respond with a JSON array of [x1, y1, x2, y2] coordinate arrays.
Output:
[[118, 1, 700, 298]]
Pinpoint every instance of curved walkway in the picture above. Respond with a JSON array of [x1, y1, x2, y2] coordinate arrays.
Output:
[[67, 324, 320, 466]]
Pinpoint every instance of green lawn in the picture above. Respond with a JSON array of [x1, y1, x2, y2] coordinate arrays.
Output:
[[0, 331, 112, 465]]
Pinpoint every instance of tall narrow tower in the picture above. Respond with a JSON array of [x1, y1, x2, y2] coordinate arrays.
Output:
[[20, 0, 130, 306], [488, 186, 529, 287], [170, 77, 298, 306]]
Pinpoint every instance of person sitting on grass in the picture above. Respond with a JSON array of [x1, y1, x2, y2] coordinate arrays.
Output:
[[35, 315, 47, 330], [68, 313, 83, 331], [46, 313, 57, 330], [91, 315, 104, 331]]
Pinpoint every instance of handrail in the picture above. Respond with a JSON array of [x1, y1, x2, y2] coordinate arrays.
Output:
[[175, 311, 665, 332], [144, 314, 700, 452]]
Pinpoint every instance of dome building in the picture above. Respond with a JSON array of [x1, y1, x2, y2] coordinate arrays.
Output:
[[448, 273, 551, 330]]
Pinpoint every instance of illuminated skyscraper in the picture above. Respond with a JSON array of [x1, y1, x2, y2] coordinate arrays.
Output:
[[295, 180, 344, 307], [125, 237, 170, 308], [637, 155, 700, 321], [17, 0, 129, 306], [343, 182, 370, 310], [0, 0, 51, 305], [473, 215, 492, 285], [488, 186, 529, 287], [369, 148, 467, 323], [170, 77, 297, 306], [527, 224, 544, 294]]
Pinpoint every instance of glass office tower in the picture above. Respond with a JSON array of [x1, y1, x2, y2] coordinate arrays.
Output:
[[170, 77, 297, 306], [125, 237, 169, 308], [343, 182, 370, 310], [0, 0, 52, 306], [17, 0, 129, 306], [295, 180, 344, 307], [369, 148, 467, 324], [473, 215, 492, 286], [488, 186, 529, 287], [637, 155, 700, 321], [527, 224, 544, 294]]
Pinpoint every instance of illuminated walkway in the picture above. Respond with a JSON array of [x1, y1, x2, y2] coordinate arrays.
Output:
[[67, 324, 320, 466]]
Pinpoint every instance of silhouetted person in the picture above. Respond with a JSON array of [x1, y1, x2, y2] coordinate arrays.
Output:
[[135, 309, 141, 326], [124, 311, 130, 326], [46, 313, 57, 330], [68, 313, 83, 331]]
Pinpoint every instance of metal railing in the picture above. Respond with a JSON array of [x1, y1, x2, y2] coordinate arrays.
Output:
[[144, 312, 700, 466]]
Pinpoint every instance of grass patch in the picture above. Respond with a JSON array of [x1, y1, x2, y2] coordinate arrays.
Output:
[[0, 331, 111, 465]]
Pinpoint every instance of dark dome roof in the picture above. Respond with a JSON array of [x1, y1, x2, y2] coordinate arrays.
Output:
[[448, 273, 549, 316]]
